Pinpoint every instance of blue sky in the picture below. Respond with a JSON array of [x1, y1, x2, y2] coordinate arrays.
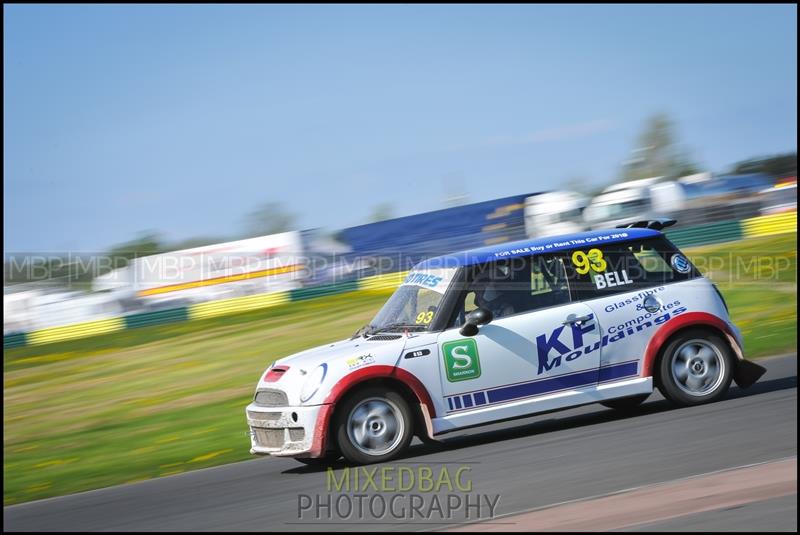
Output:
[[4, 4, 797, 252]]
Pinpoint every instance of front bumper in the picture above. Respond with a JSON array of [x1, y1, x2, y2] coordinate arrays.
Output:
[[246, 403, 325, 457]]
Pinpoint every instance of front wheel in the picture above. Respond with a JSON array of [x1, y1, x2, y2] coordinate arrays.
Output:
[[334, 387, 414, 465], [658, 329, 734, 406]]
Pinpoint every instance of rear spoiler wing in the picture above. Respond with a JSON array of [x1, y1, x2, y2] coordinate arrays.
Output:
[[616, 218, 677, 231]]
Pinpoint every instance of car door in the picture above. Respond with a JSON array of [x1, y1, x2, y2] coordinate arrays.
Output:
[[436, 254, 602, 424], [564, 237, 700, 382]]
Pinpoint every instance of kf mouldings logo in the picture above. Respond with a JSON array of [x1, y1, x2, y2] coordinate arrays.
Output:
[[442, 339, 481, 382]]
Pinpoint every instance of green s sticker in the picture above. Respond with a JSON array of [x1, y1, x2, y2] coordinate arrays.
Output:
[[442, 339, 481, 382]]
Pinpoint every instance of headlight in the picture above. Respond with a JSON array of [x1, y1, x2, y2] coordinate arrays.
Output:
[[300, 363, 328, 403]]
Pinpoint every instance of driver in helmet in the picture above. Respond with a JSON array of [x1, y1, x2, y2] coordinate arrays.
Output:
[[472, 265, 516, 319]]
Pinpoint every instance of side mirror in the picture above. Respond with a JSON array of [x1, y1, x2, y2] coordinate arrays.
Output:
[[459, 308, 493, 337]]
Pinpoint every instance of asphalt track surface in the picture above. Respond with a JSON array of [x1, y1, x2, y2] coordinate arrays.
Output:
[[5, 354, 797, 532]]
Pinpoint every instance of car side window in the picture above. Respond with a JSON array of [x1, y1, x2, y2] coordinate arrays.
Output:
[[530, 255, 571, 310], [450, 254, 571, 326], [564, 237, 698, 301], [631, 245, 673, 273]]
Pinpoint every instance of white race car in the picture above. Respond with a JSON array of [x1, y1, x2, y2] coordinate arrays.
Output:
[[245, 221, 766, 465]]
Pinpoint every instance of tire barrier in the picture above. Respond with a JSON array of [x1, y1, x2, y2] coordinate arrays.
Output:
[[124, 307, 189, 329], [358, 271, 409, 293], [665, 220, 743, 248], [25, 317, 125, 347], [188, 291, 290, 321], [741, 211, 797, 239], [288, 280, 359, 302]]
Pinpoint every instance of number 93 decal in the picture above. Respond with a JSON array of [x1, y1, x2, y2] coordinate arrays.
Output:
[[572, 248, 607, 275], [415, 311, 435, 324]]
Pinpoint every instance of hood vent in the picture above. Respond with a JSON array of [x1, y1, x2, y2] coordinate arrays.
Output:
[[263, 365, 289, 383], [367, 334, 402, 341]]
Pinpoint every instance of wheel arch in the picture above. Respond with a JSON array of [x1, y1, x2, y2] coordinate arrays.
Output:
[[309, 365, 436, 457], [642, 312, 741, 385]]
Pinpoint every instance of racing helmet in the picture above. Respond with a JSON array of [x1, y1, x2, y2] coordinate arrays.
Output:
[[472, 265, 513, 311]]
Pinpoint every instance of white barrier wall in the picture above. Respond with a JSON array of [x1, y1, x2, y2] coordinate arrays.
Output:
[[94, 231, 306, 305]]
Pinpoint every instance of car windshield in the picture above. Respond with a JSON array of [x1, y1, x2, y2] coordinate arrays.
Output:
[[365, 267, 458, 334]]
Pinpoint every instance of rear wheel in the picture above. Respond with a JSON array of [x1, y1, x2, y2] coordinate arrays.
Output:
[[600, 393, 650, 411], [658, 329, 734, 406], [334, 387, 414, 465]]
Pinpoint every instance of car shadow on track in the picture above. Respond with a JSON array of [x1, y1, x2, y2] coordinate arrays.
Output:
[[282, 374, 797, 475]]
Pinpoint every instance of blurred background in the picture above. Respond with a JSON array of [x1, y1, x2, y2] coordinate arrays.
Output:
[[3, 4, 797, 507], [4, 4, 798, 333], [3, 160, 797, 334]]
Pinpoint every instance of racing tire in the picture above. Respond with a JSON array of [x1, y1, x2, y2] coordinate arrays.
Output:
[[657, 328, 734, 406], [600, 393, 650, 411], [334, 387, 414, 465]]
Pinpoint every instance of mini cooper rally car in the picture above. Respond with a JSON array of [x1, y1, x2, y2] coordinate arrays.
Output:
[[245, 220, 766, 465]]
